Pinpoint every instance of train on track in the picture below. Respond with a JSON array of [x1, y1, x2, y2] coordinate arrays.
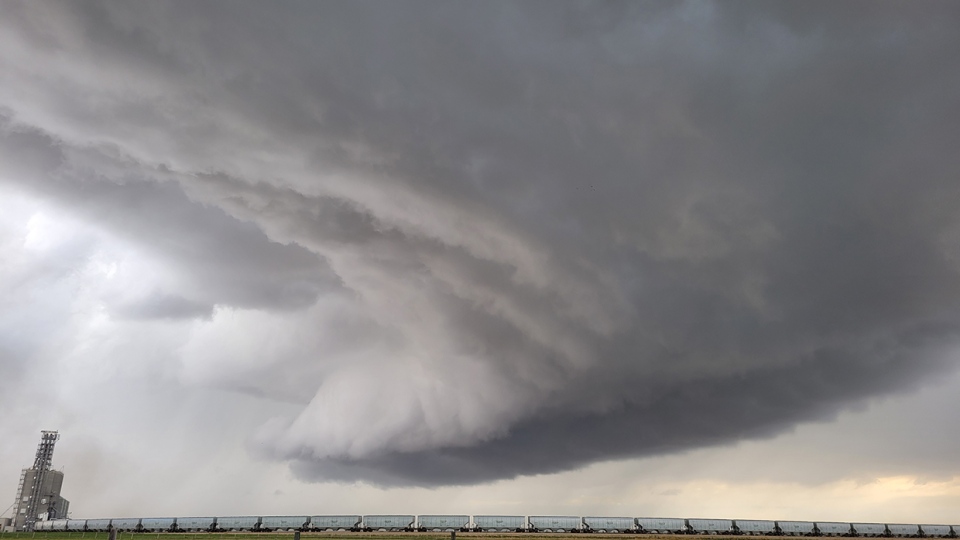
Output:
[[37, 515, 959, 536]]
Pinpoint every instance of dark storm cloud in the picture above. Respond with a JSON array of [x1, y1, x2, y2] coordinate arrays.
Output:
[[2, 0, 960, 485], [291, 321, 960, 486]]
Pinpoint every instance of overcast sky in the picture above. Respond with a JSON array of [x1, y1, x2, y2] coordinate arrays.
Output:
[[2, 0, 960, 525]]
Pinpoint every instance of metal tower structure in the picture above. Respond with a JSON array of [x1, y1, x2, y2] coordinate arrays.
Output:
[[33, 431, 59, 471], [12, 431, 59, 531]]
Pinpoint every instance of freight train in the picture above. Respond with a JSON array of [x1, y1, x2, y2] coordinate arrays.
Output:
[[37, 515, 959, 536]]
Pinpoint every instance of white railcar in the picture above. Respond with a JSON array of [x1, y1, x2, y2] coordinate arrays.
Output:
[[310, 515, 361, 531], [473, 515, 526, 532], [36, 521, 52, 531], [637, 518, 687, 533], [177, 517, 215, 531], [583, 517, 635, 533], [853, 523, 886, 537], [363, 515, 415, 531], [111, 518, 141, 531], [215, 516, 259, 531], [417, 515, 469, 531], [735, 520, 777, 535], [886, 524, 919, 537], [140, 518, 175, 532], [260, 516, 309, 531], [86, 519, 112, 531], [688, 519, 735, 534], [920, 525, 952, 537], [50, 519, 69, 531], [777, 521, 816, 536], [817, 522, 853, 536], [66, 519, 87, 531], [528, 516, 582, 532]]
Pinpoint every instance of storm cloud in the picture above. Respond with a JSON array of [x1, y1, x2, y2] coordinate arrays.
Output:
[[2, 0, 960, 487]]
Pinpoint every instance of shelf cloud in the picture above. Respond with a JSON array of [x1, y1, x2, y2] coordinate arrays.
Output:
[[2, 0, 960, 487]]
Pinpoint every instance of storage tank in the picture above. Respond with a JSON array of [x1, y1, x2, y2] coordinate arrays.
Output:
[[777, 521, 816, 536], [140, 518, 175, 532], [735, 520, 777, 535], [473, 515, 526, 532], [260, 516, 309, 531], [637, 518, 687, 534], [417, 515, 470, 531], [215, 516, 259, 531], [853, 523, 887, 537], [886, 524, 919, 537], [310, 515, 361, 531], [110, 518, 141, 532], [363, 515, 415, 531], [817, 522, 853, 536], [177, 517, 215, 532], [583, 517, 636, 532], [688, 519, 735, 534], [528, 516, 582, 532]]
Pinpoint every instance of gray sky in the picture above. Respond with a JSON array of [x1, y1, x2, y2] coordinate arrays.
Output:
[[2, 0, 960, 524]]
